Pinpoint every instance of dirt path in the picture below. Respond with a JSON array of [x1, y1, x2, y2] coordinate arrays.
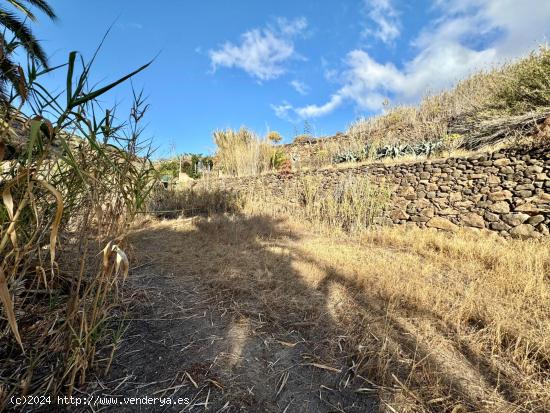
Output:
[[85, 215, 377, 412]]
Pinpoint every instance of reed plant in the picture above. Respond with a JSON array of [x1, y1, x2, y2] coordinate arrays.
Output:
[[213, 127, 274, 177], [0, 49, 155, 407]]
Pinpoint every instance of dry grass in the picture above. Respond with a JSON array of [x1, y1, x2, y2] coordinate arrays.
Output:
[[348, 45, 550, 149], [146, 179, 550, 411], [295, 147, 484, 173], [132, 211, 550, 412], [258, 174, 391, 233], [147, 184, 243, 218], [213, 127, 275, 177], [185, 174, 391, 233], [290, 133, 371, 170]]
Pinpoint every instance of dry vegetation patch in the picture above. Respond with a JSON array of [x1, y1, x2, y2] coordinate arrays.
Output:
[[126, 212, 549, 412]]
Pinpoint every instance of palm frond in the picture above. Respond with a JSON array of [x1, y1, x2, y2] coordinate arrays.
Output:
[[0, 39, 26, 102], [0, 9, 48, 66], [6, 0, 36, 21], [17, 0, 56, 19]]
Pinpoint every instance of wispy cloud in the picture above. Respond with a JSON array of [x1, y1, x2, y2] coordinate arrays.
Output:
[[362, 0, 400, 45], [208, 17, 308, 81], [274, 0, 550, 119], [271, 102, 295, 121], [115, 22, 143, 30], [295, 94, 344, 118], [290, 80, 309, 95]]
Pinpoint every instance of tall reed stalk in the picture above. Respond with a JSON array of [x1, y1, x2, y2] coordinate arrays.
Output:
[[213, 127, 274, 177], [0, 48, 155, 407]]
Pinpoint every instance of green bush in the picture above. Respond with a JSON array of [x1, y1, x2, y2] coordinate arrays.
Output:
[[270, 149, 288, 170], [491, 47, 550, 112]]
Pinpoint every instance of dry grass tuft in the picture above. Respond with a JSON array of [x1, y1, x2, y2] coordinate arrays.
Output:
[[213, 127, 275, 177], [147, 184, 243, 218]]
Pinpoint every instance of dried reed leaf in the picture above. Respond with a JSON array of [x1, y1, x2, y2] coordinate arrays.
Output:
[[276, 340, 301, 348], [113, 245, 129, 279], [102, 241, 113, 270], [2, 185, 17, 247], [275, 371, 289, 398], [304, 363, 341, 373], [206, 378, 223, 390], [38, 180, 64, 267], [0, 266, 23, 350], [185, 371, 198, 388], [0, 142, 5, 161]]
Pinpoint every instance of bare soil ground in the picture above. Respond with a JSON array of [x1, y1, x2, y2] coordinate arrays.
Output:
[[84, 215, 378, 412], [78, 213, 549, 413]]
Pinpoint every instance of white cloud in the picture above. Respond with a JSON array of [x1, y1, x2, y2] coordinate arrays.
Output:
[[362, 0, 400, 44], [208, 17, 307, 81], [276, 16, 308, 37], [116, 22, 143, 30], [295, 94, 344, 118], [276, 0, 550, 119], [290, 80, 309, 95], [271, 102, 294, 121]]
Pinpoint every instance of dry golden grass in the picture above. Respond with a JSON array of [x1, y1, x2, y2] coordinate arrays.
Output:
[[133, 206, 549, 412], [213, 127, 275, 177], [211, 174, 392, 233], [147, 184, 243, 217]]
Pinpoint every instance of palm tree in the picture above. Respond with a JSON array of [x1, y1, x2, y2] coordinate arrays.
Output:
[[0, 0, 57, 102]]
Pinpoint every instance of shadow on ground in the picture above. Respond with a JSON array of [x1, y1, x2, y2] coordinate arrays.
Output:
[[81, 213, 526, 412]]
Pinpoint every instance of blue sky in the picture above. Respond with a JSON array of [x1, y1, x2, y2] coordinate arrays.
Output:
[[31, 0, 550, 157]]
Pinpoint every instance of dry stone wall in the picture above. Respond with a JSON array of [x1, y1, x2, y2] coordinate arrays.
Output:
[[211, 145, 550, 238]]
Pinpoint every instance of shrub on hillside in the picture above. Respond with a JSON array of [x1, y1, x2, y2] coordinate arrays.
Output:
[[491, 47, 550, 112], [267, 130, 283, 143], [293, 134, 315, 144], [270, 148, 288, 170]]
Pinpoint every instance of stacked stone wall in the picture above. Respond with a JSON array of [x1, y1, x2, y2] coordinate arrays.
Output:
[[207, 145, 550, 238]]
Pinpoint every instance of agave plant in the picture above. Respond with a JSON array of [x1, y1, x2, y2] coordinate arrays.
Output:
[[332, 139, 446, 164], [333, 148, 362, 163]]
